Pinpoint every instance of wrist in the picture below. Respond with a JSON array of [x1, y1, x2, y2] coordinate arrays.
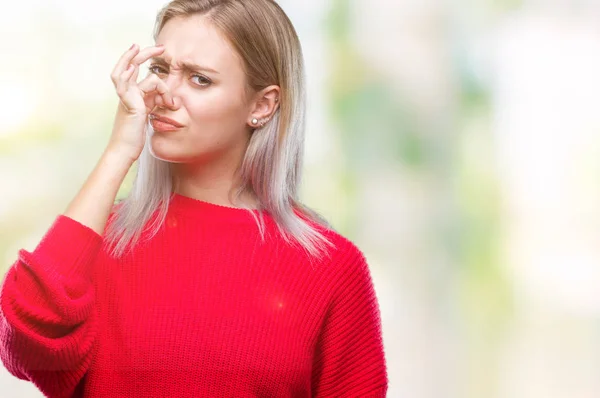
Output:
[[102, 146, 138, 168]]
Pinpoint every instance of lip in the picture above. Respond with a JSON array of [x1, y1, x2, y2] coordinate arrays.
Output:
[[149, 113, 184, 128]]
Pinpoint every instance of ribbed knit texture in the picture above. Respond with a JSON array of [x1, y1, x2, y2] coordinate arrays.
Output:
[[0, 193, 388, 397]]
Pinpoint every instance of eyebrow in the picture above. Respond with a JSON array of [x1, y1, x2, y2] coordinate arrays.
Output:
[[149, 57, 220, 75]]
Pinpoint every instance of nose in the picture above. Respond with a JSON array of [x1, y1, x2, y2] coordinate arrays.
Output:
[[159, 72, 184, 110]]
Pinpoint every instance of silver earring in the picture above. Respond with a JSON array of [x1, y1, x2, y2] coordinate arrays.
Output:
[[251, 118, 258, 125]]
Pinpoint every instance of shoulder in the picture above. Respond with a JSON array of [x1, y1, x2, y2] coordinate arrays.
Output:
[[300, 219, 369, 284], [311, 227, 380, 324], [322, 226, 364, 261], [292, 204, 367, 267], [326, 229, 369, 279]]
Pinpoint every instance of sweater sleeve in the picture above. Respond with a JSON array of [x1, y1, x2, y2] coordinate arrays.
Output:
[[311, 246, 389, 397], [0, 214, 104, 398]]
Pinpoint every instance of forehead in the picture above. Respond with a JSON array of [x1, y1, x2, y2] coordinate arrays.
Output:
[[156, 14, 242, 71]]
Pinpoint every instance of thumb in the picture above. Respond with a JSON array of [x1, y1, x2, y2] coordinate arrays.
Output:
[[154, 96, 181, 111]]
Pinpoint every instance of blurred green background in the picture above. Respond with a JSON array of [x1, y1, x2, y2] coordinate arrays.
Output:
[[3, 1, 600, 397]]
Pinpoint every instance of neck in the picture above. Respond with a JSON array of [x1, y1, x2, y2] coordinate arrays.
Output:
[[170, 161, 257, 210]]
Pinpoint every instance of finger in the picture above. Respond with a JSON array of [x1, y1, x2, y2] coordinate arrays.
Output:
[[126, 50, 159, 86], [131, 63, 140, 83], [138, 74, 174, 108], [122, 46, 164, 87], [138, 74, 169, 96], [130, 45, 165, 68], [125, 62, 142, 85], [111, 44, 140, 85], [121, 63, 136, 86], [153, 93, 175, 108], [115, 64, 137, 97], [154, 95, 165, 108]]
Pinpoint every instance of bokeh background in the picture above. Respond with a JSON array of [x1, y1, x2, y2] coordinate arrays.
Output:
[[2, 0, 600, 397]]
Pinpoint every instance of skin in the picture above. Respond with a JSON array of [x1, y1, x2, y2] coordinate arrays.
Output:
[[146, 14, 279, 208]]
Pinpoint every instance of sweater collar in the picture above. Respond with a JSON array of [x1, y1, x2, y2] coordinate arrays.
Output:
[[169, 192, 268, 222]]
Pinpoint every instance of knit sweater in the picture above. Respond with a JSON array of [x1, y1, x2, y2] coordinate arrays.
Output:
[[0, 193, 388, 397]]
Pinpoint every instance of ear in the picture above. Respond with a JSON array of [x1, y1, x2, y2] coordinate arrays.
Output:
[[247, 85, 280, 129]]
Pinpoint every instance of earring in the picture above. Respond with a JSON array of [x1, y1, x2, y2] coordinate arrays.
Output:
[[251, 118, 258, 125]]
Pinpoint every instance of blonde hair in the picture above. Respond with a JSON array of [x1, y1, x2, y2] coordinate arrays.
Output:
[[104, 0, 334, 261]]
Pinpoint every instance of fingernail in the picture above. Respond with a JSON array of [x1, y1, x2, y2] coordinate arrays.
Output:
[[130, 43, 136, 50]]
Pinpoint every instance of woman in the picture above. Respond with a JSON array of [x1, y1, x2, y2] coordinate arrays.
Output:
[[0, 0, 388, 396]]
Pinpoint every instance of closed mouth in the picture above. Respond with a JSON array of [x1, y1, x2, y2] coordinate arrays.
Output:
[[149, 114, 184, 128]]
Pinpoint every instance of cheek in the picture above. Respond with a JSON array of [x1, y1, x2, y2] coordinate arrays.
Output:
[[183, 87, 248, 125]]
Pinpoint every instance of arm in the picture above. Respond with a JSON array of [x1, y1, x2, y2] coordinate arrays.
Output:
[[0, 148, 133, 397], [311, 249, 388, 397], [0, 216, 102, 398], [0, 41, 173, 397]]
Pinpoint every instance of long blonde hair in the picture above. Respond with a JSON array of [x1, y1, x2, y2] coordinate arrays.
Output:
[[104, 0, 334, 261]]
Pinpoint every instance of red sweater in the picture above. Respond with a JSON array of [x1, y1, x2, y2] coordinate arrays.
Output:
[[0, 193, 388, 397]]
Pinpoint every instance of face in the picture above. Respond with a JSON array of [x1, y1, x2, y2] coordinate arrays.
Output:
[[148, 14, 253, 164]]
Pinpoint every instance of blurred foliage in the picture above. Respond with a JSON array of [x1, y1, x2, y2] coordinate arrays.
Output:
[[326, 0, 425, 171], [325, 0, 427, 238], [325, 1, 513, 396]]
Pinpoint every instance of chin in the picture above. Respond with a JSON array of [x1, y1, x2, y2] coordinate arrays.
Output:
[[148, 133, 229, 164], [148, 144, 211, 164], [147, 135, 183, 162], [149, 149, 191, 163]]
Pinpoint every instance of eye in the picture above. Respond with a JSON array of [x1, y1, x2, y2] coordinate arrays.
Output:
[[191, 74, 211, 87], [148, 64, 167, 75]]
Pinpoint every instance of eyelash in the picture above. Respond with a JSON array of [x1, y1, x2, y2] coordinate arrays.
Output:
[[148, 65, 212, 87]]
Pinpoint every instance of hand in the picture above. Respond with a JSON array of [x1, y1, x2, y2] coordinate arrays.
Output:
[[106, 43, 175, 162]]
